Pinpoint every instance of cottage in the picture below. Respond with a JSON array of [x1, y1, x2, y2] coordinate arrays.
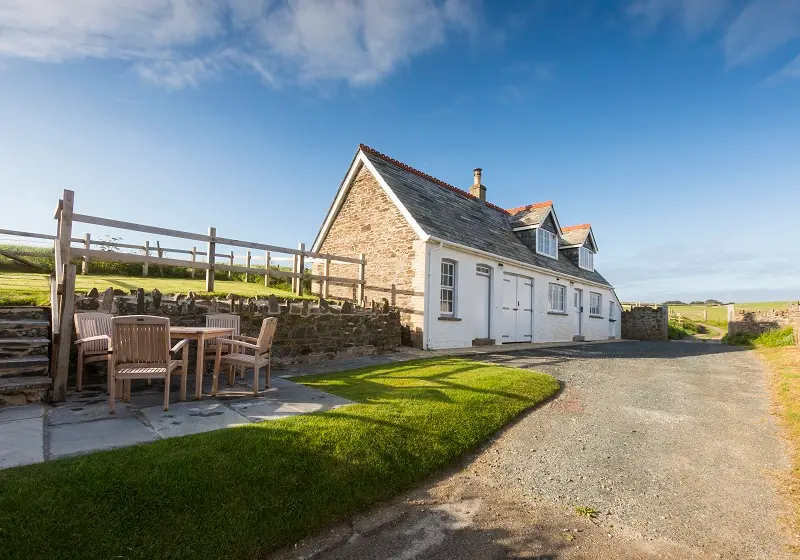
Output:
[[312, 144, 621, 349]]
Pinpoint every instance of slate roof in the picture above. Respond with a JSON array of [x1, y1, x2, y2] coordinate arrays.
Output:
[[358, 145, 612, 287], [508, 202, 553, 229], [560, 224, 591, 246]]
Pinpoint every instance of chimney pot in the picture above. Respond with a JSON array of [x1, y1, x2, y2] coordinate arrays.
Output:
[[469, 168, 486, 202]]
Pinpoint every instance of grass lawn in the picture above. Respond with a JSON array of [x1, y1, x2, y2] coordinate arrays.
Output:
[[758, 345, 800, 545], [669, 302, 791, 324], [0, 272, 313, 305], [0, 358, 559, 560]]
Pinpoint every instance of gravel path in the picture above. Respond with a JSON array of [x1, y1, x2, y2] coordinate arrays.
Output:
[[275, 342, 796, 559]]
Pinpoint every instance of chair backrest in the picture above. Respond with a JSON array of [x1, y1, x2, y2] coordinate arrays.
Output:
[[206, 313, 240, 336], [75, 312, 112, 352], [257, 317, 278, 356], [111, 315, 171, 367]]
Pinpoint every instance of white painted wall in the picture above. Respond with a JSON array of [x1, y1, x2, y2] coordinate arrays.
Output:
[[423, 243, 621, 349]]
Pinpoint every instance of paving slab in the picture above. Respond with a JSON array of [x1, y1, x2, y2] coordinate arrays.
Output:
[[140, 401, 250, 438], [228, 398, 305, 422], [49, 417, 157, 459], [48, 401, 134, 425], [0, 403, 45, 424], [0, 417, 43, 468]]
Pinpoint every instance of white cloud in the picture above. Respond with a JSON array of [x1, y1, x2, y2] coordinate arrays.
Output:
[[0, 0, 479, 88], [627, 0, 729, 36], [722, 0, 800, 66]]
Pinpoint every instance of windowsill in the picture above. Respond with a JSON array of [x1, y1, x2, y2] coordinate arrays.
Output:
[[536, 252, 558, 260], [547, 311, 568, 316], [579, 267, 594, 272], [589, 314, 604, 319], [438, 316, 462, 321], [609, 318, 617, 322]]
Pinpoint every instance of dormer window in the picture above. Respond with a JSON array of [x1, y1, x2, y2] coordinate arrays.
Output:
[[579, 246, 594, 271], [536, 228, 558, 259]]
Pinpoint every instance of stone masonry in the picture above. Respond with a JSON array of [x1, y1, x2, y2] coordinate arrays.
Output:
[[72, 289, 401, 369], [315, 165, 426, 347], [621, 305, 668, 341], [728, 303, 799, 338]]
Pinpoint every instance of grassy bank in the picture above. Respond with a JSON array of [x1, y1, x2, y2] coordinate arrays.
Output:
[[725, 327, 796, 348], [0, 272, 314, 305], [0, 358, 559, 560], [758, 346, 800, 546]]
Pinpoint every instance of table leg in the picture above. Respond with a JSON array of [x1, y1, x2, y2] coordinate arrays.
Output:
[[195, 333, 205, 400]]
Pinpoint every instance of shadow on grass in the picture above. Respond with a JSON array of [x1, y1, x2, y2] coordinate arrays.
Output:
[[0, 358, 559, 560]]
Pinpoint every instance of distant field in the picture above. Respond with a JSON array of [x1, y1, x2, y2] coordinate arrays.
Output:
[[0, 272, 313, 306], [669, 302, 792, 324]]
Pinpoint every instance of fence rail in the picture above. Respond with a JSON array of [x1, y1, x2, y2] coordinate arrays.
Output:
[[3, 189, 368, 402]]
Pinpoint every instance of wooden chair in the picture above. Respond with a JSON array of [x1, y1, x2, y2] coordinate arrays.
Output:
[[108, 315, 190, 413], [212, 317, 277, 397], [204, 313, 242, 378], [74, 312, 113, 392]]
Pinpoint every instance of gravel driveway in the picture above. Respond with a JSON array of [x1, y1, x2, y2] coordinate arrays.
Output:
[[275, 342, 796, 559]]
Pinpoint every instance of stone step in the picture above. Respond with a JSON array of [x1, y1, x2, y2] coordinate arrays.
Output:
[[0, 319, 50, 339], [0, 356, 50, 378], [0, 375, 52, 406], [0, 307, 50, 322], [0, 338, 50, 359]]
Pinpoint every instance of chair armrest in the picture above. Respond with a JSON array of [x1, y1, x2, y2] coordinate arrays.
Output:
[[75, 334, 111, 345], [215, 338, 259, 351], [171, 338, 191, 353], [233, 335, 258, 343]]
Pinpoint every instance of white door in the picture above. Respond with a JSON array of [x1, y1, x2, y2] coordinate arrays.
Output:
[[474, 265, 491, 339], [501, 273, 533, 343], [573, 288, 583, 337], [515, 277, 533, 342]]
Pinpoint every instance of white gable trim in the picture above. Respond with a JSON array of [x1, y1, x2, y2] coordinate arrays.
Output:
[[545, 206, 563, 236], [311, 150, 428, 252]]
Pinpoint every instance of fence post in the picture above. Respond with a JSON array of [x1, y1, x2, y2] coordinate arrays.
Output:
[[82, 232, 90, 275], [245, 250, 251, 283], [291, 254, 297, 293], [264, 251, 270, 287], [229, 251, 234, 279], [296, 242, 305, 296], [143, 240, 149, 277], [156, 240, 164, 277], [53, 264, 76, 402], [206, 227, 216, 292], [323, 258, 330, 298], [190, 247, 196, 279], [57, 189, 74, 281], [357, 253, 366, 306]]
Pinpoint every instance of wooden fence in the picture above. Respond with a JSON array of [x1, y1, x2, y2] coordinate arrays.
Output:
[[6, 189, 365, 401]]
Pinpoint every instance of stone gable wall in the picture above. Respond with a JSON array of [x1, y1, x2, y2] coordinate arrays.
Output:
[[621, 305, 668, 341], [315, 164, 426, 347]]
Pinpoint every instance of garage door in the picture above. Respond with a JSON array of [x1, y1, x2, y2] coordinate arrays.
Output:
[[501, 273, 533, 343]]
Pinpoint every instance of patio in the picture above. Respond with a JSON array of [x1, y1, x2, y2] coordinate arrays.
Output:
[[0, 371, 352, 469]]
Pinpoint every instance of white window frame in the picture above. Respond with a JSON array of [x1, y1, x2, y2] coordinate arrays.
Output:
[[548, 283, 566, 313], [440, 259, 457, 316], [579, 246, 594, 271], [589, 292, 602, 316], [536, 227, 558, 260]]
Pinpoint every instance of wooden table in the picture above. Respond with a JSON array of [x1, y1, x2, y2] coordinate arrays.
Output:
[[170, 326, 234, 400]]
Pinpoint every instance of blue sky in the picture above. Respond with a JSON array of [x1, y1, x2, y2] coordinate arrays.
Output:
[[1, 0, 799, 303]]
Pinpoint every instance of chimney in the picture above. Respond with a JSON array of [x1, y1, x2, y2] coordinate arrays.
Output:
[[470, 167, 486, 202]]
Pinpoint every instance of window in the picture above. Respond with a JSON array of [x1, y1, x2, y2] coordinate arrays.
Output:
[[440, 260, 456, 315], [579, 246, 594, 271], [536, 228, 558, 259], [548, 283, 566, 313], [590, 292, 602, 316]]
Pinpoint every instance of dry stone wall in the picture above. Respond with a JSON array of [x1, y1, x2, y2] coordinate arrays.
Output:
[[73, 288, 401, 366], [621, 305, 668, 341], [314, 165, 426, 347], [728, 303, 799, 338]]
